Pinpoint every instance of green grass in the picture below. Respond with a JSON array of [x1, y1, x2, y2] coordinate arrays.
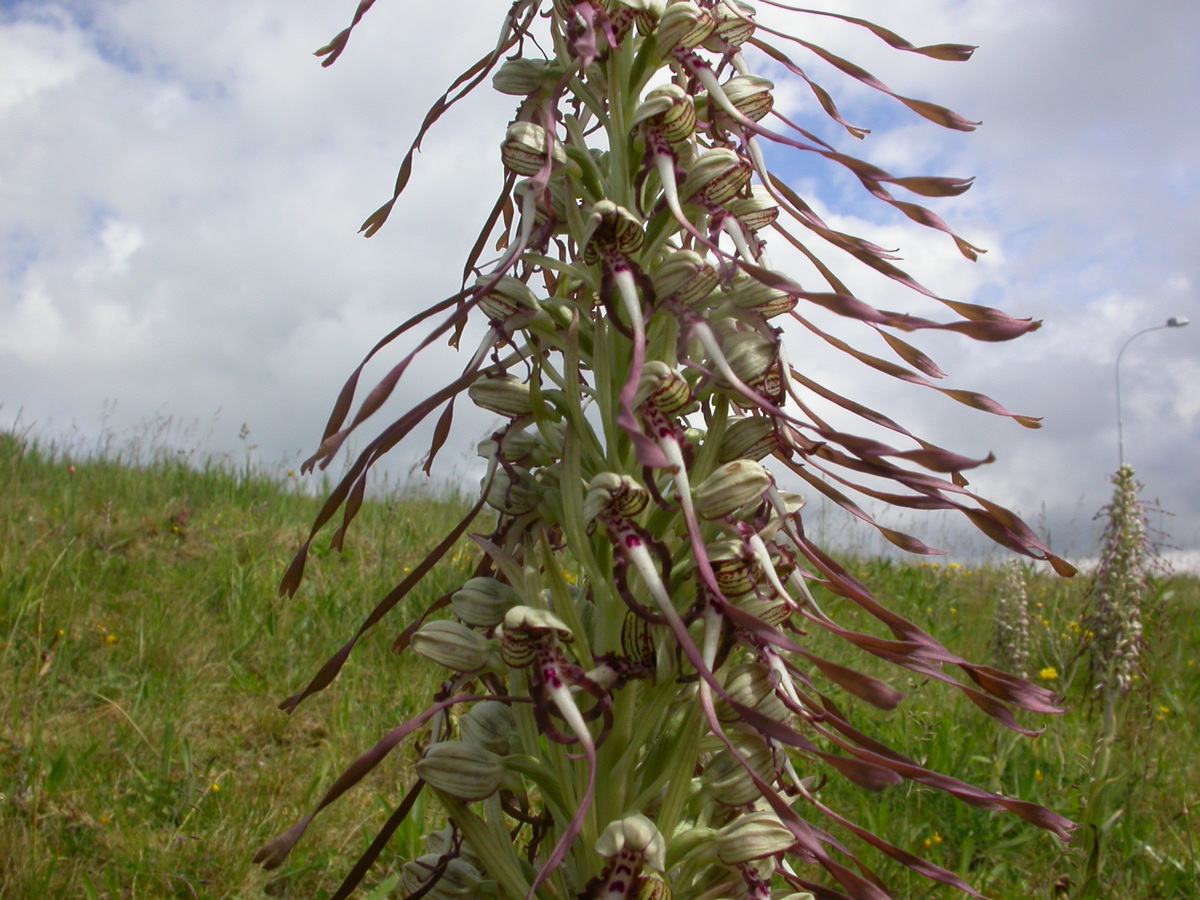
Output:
[[802, 559, 1200, 899], [2, 430, 1197, 898], [0, 432, 471, 898]]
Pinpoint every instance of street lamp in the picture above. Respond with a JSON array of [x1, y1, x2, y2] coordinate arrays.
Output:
[[1115, 316, 1189, 467]]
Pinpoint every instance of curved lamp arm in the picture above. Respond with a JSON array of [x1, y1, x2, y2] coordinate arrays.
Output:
[[1115, 316, 1189, 467]]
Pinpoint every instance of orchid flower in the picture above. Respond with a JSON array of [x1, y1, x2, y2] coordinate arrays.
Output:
[[259, 3, 1077, 899]]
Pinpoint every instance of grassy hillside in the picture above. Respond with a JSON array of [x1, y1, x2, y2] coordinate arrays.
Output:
[[1, 432, 1197, 899]]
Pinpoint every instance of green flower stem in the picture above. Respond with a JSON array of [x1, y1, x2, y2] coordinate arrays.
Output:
[[566, 75, 608, 129], [510, 665, 546, 770], [642, 204, 686, 262], [562, 117, 608, 201], [538, 539, 593, 669], [593, 683, 637, 825], [614, 676, 684, 778], [438, 792, 533, 900], [639, 701, 706, 838], [1076, 688, 1119, 900], [590, 318, 624, 464], [693, 396, 731, 480], [559, 319, 607, 459], [603, 42, 635, 210], [556, 437, 618, 644], [629, 35, 663, 100]]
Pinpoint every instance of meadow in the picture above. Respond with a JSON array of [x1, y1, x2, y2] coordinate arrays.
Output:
[[2, 430, 1197, 899]]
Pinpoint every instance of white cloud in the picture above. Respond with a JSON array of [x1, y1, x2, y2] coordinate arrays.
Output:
[[1, 0, 1197, 560]]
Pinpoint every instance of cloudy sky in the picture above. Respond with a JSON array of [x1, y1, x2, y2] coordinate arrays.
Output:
[[2, 0, 1197, 567]]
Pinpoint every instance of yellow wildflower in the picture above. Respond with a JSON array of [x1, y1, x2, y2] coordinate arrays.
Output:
[[1038, 667, 1058, 681]]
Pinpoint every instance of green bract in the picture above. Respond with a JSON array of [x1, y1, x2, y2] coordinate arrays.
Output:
[[261, 3, 1079, 899]]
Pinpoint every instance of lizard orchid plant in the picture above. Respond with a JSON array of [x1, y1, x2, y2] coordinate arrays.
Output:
[[1088, 465, 1159, 696], [256, 2, 1077, 898]]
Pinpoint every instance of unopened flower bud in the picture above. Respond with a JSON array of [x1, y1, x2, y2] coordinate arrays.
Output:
[[692, 459, 772, 520], [718, 661, 789, 722], [637, 361, 695, 415], [492, 58, 561, 96], [718, 416, 780, 463], [503, 604, 574, 641], [614, 0, 666, 16], [652, 249, 720, 306], [631, 83, 697, 144], [402, 855, 483, 900], [425, 825, 483, 870], [702, 733, 776, 806], [704, 0, 756, 49], [411, 620, 498, 673], [726, 273, 796, 319], [514, 176, 573, 228], [584, 472, 650, 522], [682, 148, 753, 207], [477, 428, 553, 468], [480, 420, 562, 465], [712, 75, 774, 129], [483, 465, 541, 516], [596, 814, 668, 871], [630, 873, 671, 900], [707, 539, 758, 597], [582, 200, 646, 264], [720, 330, 784, 403], [451, 577, 518, 628], [759, 490, 805, 541], [715, 811, 796, 864], [736, 591, 792, 626], [416, 741, 504, 802], [474, 274, 541, 322], [501, 121, 568, 176], [469, 374, 534, 418], [724, 187, 779, 233], [656, 1, 715, 52], [460, 700, 518, 755], [496, 605, 573, 667], [772, 490, 807, 515], [621, 610, 655, 665], [534, 462, 564, 496]]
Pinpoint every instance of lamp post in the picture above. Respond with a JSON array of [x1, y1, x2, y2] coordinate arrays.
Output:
[[1115, 316, 1189, 467]]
